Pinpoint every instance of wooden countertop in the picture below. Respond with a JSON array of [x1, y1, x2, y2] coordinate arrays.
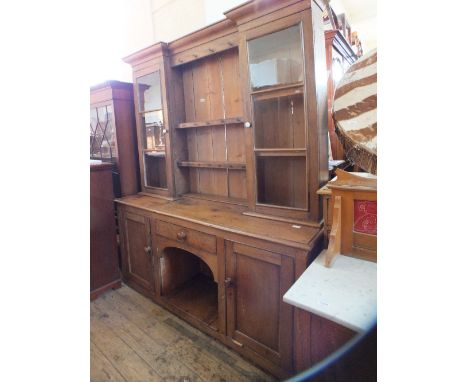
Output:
[[116, 194, 321, 251]]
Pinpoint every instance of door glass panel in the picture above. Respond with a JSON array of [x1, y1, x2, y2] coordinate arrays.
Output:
[[144, 153, 167, 188], [136, 71, 162, 112], [253, 92, 305, 149], [142, 111, 164, 150], [137, 70, 167, 189], [256, 156, 306, 209], [248, 25, 303, 90], [90, 105, 115, 160]]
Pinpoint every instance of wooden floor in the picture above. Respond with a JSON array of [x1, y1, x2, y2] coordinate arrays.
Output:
[[91, 284, 277, 382]]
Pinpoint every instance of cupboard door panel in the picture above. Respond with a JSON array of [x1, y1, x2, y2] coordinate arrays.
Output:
[[226, 242, 294, 370], [236, 253, 280, 350], [121, 211, 154, 293]]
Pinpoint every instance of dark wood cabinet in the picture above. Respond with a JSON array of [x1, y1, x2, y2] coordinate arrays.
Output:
[[119, 209, 155, 296], [90, 162, 121, 299], [90, 81, 140, 197], [226, 242, 294, 375]]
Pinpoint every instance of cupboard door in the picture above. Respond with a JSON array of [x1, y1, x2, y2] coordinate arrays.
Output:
[[120, 210, 154, 294], [226, 242, 294, 371], [239, 15, 311, 220]]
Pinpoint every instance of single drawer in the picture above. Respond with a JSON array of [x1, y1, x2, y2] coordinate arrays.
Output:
[[154, 220, 217, 254]]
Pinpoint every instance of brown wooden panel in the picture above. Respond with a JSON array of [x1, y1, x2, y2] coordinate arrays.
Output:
[[228, 169, 247, 200], [226, 242, 294, 367], [192, 60, 211, 121], [309, 313, 356, 364], [211, 126, 228, 197], [226, 123, 246, 162], [182, 64, 196, 122], [90, 163, 120, 299], [186, 129, 199, 193], [206, 55, 224, 120], [233, 242, 281, 265], [112, 98, 140, 196], [196, 126, 215, 195], [220, 48, 243, 118], [234, 255, 280, 351]]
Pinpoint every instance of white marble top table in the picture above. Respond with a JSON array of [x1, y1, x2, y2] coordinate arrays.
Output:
[[283, 250, 376, 333]]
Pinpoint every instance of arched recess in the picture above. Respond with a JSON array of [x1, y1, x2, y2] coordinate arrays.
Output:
[[158, 245, 219, 330], [159, 246, 218, 296]]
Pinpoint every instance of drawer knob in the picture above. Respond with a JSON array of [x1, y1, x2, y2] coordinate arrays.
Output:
[[176, 231, 187, 241], [144, 246, 152, 255]]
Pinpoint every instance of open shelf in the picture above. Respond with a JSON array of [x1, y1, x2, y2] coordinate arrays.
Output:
[[250, 82, 303, 96], [165, 273, 219, 331], [254, 148, 306, 157], [178, 161, 246, 170], [177, 117, 244, 129], [144, 150, 166, 157]]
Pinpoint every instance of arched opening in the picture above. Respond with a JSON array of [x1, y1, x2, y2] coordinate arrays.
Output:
[[160, 246, 218, 331]]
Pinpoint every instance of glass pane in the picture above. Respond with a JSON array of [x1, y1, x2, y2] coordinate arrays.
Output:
[[142, 111, 164, 150], [136, 71, 162, 112], [254, 93, 305, 149], [248, 25, 303, 90], [256, 156, 306, 208], [98, 105, 115, 159], [144, 154, 167, 189], [90, 107, 100, 158], [90, 105, 115, 160]]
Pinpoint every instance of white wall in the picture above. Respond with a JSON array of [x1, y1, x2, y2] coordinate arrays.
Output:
[[149, 0, 206, 43], [331, 0, 377, 52], [89, 0, 377, 84]]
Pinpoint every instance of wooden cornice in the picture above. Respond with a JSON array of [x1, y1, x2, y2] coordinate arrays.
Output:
[[122, 42, 170, 65], [90, 80, 133, 92], [168, 18, 237, 55]]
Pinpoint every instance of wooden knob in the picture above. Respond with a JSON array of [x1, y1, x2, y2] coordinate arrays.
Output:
[[176, 231, 187, 241], [224, 277, 234, 288]]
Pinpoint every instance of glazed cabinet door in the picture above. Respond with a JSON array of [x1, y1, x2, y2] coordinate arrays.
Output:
[[133, 59, 174, 197], [240, 15, 309, 221], [225, 241, 294, 372], [119, 208, 155, 296]]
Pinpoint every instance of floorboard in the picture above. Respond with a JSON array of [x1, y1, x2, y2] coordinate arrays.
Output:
[[91, 284, 277, 382]]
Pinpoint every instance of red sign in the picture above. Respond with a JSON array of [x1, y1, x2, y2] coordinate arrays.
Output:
[[354, 200, 377, 235]]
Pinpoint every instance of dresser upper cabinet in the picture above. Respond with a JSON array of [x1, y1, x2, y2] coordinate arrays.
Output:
[[123, 0, 328, 224]]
